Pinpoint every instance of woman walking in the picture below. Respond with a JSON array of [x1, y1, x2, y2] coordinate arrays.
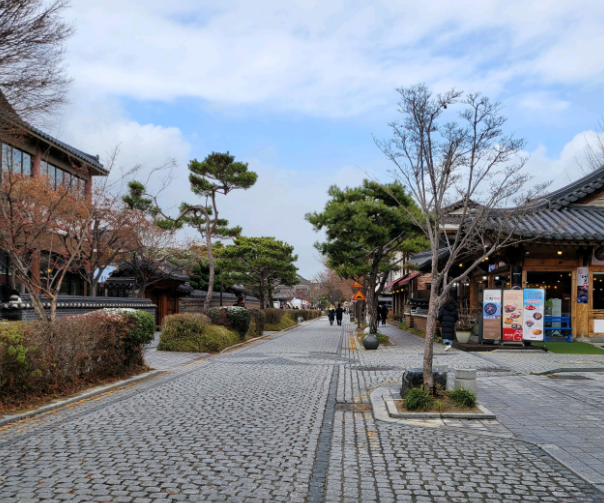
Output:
[[438, 296, 458, 351]]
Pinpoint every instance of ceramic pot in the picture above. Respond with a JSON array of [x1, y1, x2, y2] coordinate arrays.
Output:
[[456, 331, 471, 344], [363, 334, 379, 350]]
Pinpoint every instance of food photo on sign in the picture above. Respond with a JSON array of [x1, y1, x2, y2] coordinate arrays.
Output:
[[502, 290, 524, 341], [482, 289, 502, 340], [523, 288, 545, 341]]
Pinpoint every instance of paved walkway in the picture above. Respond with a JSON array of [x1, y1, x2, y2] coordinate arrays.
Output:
[[0, 318, 603, 502]]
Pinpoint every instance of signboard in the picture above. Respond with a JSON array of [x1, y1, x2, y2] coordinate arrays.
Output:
[[577, 267, 589, 304], [502, 290, 524, 341], [523, 289, 545, 341], [482, 289, 502, 340], [352, 290, 366, 301], [352, 280, 364, 288]]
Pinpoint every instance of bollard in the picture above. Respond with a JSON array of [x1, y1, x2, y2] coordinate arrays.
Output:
[[454, 369, 477, 394]]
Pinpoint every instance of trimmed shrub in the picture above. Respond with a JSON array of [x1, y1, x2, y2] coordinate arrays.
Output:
[[158, 314, 210, 352], [203, 325, 241, 352], [264, 308, 285, 325], [404, 387, 433, 411], [208, 307, 251, 339], [159, 313, 240, 352], [448, 387, 477, 408], [0, 322, 34, 394], [246, 310, 266, 339], [265, 316, 297, 332]]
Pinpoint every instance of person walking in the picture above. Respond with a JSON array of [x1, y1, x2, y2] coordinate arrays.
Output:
[[328, 307, 335, 326], [438, 296, 458, 351], [335, 304, 344, 326], [380, 304, 388, 326]]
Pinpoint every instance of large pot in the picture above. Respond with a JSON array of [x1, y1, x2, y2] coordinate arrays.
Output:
[[456, 331, 471, 344], [363, 334, 380, 350]]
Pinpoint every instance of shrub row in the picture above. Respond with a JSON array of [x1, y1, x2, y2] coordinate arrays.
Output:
[[0, 309, 155, 401], [158, 313, 241, 352]]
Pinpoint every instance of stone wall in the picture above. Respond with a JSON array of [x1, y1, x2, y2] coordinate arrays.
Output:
[[1, 295, 155, 322], [180, 296, 261, 314]]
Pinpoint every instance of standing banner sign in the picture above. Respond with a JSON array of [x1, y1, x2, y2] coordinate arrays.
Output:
[[483, 289, 502, 340], [523, 289, 545, 341], [502, 290, 524, 341], [577, 267, 589, 304]]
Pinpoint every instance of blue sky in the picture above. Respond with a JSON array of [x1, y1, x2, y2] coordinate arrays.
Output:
[[53, 0, 604, 278]]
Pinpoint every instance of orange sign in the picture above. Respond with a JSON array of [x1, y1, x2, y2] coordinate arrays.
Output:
[[352, 290, 366, 301], [352, 280, 364, 288]]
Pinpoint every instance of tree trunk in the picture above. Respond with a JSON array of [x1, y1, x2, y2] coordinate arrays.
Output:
[[49, 295, 57, 322], [423, 273, 440, 393], [89, 280, 98, 297], [204, 226, 215, 314], [258, 279, 265, 310]]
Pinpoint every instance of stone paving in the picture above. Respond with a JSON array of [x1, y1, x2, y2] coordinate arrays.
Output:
[[144, 333, 209, 371], [0, 317, 603, 502], [475, 350, 604, 375]]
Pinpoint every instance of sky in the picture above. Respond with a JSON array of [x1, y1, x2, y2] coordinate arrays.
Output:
[[49, 0, 604, 278]]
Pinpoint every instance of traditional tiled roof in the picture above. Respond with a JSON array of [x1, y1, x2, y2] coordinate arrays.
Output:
[[489, 206, 604, 242], [0, 109, 107, 175], [544, 167, 604, 209]]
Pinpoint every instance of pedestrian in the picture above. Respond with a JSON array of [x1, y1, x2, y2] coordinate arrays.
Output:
[[335, 304, 344, 326], [438, 296, 458, 351], [328, 307, 335, 326], [380, 304, 388, 326]]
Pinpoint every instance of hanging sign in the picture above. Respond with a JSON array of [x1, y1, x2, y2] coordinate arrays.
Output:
[[577, 267, 589, 304], [352, 290, 366, 301], [482, 289, 502, 340], [523, 288, 545, 341], [502, 290, 524, 341], [352, 280, 364, 289]]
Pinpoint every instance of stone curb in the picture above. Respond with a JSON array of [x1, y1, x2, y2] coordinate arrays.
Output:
[[385, 398, 496, 420], [533, 367, 604, 375], [0, 370, 164, 428]]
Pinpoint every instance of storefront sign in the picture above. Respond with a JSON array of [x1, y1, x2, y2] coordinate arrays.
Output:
[[483, 289, 502, 340], [523, 289, 545, 341], [577, 267, 589, 304], [502, 290, 524, 341]]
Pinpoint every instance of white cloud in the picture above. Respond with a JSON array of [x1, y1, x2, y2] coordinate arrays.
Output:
[[63, 0, 604, 118]]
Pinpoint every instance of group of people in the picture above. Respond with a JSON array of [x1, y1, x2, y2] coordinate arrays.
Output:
[[327, 304, 345, 326], [326, 304, 391, 327]]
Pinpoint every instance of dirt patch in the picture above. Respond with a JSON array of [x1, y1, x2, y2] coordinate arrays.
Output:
[[394, 397, 483, 415]]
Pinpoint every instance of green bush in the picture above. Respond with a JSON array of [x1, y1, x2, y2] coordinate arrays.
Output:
[[158, 313, 210, 352], [404, 387, 433, 411], [202, 325, 241, 352], [208, 307, 251, 338], [448, 387, 477, 408], [246, 310, 266, 338], [264, 308, 285, 324], [158, 313, 240, 352], [0, 322, 34, 394], [265, 316, 297, 332]]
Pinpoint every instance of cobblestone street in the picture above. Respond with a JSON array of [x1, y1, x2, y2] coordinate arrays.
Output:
[[1, 318, 604, 502]]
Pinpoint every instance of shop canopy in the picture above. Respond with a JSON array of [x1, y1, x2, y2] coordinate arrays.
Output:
[[386, 271, 422, 291]]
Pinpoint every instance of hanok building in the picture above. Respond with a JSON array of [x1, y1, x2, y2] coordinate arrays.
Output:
[[398, 167, 604, 339]]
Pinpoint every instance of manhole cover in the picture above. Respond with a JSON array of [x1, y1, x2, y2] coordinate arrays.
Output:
[[548, 374, 592, 380], [336, 403, 372, 412], [355, 366, 398, 372]]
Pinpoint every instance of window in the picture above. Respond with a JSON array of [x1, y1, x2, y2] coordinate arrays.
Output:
[[55, 167, 63, 187], [11, 147, 21, 173], [593, 273, 604, 310], [2, 143, 11, 173], [22, 152, 31, 176]]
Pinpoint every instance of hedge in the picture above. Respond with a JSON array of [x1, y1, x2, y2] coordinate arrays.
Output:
[[0, 309, 154, 402], [158, 313, 240, 352], [246, 310, 266, 338], [208, 307, 251, 338], [265, 316, 296, 332]]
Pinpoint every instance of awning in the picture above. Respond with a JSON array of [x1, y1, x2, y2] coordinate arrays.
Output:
[[385, 271, 421, 292]]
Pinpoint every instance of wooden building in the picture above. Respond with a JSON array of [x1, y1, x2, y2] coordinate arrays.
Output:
[[404, 167, 604, 339]]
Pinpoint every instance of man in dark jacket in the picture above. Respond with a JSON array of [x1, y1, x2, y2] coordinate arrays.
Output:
[[438, 296, 458, 351], [380, 304, 389, 326], [328, 308, 335, 326], [335, 304, 344, 326]]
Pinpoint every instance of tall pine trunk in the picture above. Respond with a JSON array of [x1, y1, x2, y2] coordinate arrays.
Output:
[[204, 221, 215, 314]]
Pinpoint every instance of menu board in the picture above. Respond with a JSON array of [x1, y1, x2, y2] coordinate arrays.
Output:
[[502, 290, 524, 341], [523, 288, 545, 341], [482, 289, 502, 340]]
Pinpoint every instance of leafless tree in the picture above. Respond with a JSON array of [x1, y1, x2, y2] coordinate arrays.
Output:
[[0, 0, 73, 124], [577, 120, 604, 175], [376, 84, 548, 391]]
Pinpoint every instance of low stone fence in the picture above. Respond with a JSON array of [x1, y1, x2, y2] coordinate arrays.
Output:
[[1, 295, 155, 322], [180, 296, 261, 314]]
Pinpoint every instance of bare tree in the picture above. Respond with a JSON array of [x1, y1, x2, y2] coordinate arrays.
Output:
[[0, 0, 73, 123], [376, 84, 548, 391], [578, 119, 604, 175]]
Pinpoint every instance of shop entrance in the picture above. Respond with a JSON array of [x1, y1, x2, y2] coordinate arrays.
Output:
[[526, 271, 572, 318]]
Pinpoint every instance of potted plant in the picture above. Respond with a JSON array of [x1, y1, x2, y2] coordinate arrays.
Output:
[[456, 306, 473, 344]]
